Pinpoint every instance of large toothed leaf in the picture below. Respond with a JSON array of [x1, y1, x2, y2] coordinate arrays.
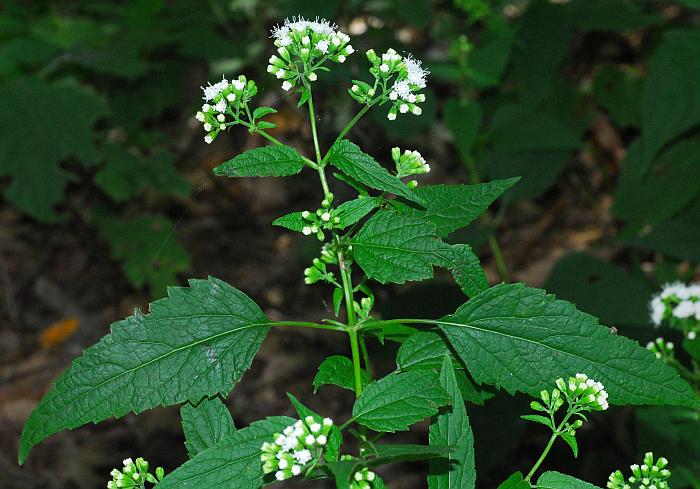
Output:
[[352, 371, 451, 432], [19, 277, 270, 464], [436, 244, 488, 298], [313, 355, 371, 393], [428, 357, 476, 489], [158, 417, 293, 489], [537, 472, 602, 489], [335, 197, 381, 229], [397, 332, 458, 372], [181, 397, 236, 457], [213, 145, 307, 177], [398, 179, 519, 236], [350, 210, 445, 284], [438, 283, 699, 408], [328, 140, 423, 204]]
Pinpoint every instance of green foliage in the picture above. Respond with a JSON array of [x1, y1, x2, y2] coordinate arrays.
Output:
[[352, 371, 451, 432], [428, 356, 476, 489], [19, 277, 269, 463], [537, 471, 602, 489], [213, 145, 308, 177], [313, 355, 370, 393], [180, 396, 236, 457], [439, 283, 699, 407], [497, 472, 530, 489]]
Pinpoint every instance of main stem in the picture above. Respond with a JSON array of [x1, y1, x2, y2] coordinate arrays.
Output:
[[524, 433, 557, 482], [307, 91, 331, 197]]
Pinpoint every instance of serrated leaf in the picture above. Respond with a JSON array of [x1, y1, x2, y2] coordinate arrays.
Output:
[[19, 277, 270, 464], [396, 331, 457, 371], [272, 211, 305, 232], [335, 197, 381, 229], [428, 356, 476, 489], [537, 471, 601, 489], [520, 414, 553, 429], [158, 416, 293, 489], [0, 77, 107, 222], [350, 210, 445, 284], [313, 355, 370, 393], [96, 214, 190, 296], [398, 179, 519, 237], [327, 140, 422, 205], [438, 244, 488, 298], [352, 371, 451, 432], [438, 283, 699, 408], [180, 396, 236, 457], [213, 145, 307, 178], [560, 432, 578, 458], [640, 30, 700, 172], [497, 472, 530, 489], [287, 393, 343, 462]]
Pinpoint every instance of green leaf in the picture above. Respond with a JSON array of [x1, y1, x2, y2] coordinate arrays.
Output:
[[252, 106, 277, 119], [18, 277, 270, 464], [272, 211, 305, 232], [625, 202, 700, 261], [438, 283, 699, 408], [613, 138, 700, 234], [439, 244, 488, 298], [313, 355, 370, 393], [570, 0, 661, 31], [157, 416, 293, 489], [96, 214, 190, 296], [468, 17, 513, 88], [367, 443, 453, 466], [592, 65, 643, 128], [350, 210, 445, 284], [396, 332, 457, 371], [444, 99, 482, 160], [95, 144, 191, 202], [398, 179, 519, 237], [0, 77, 107, 222], [560, 432, 578, 458], [537, 471, 601, 489], [213, 145, 307, 178], [543, 252, 653, 326], [497, 472, 530, 489], [520, 414, 553, 429], [180, 396, 236, 457], [287, 393, 343, 462], [335, 197, 381, 229], [327, 140, 422, 205], [327, 458, 361, 489], [428, 356, 476, 489], [352, 371, 451, 432], [640, 30, 700, 171]]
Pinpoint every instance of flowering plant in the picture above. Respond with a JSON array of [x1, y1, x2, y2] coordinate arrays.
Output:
[[17, 16, 696, 489]]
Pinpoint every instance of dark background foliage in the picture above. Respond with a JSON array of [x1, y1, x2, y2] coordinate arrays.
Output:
[[1, 0, 700, 487]]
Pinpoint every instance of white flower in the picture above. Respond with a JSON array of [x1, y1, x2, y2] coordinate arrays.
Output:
[[387, 111, 397, 120], [305, 434, 315, 445], [275, 471, 285, 481], [674, 300, 695, 319], [282, 81, 293, 91], [227, 93, 236, 102], [291, 465, 301, 476], [203, 123, 212, 132], [308, 72, 317, 81], [316, 434, 327, 445], [195, 112, 205, 122], [293, 449, 312, 465], [201, 77, 229, 101], [689, 331, 697, 340], [650, 296, 665, 326], [204, 135, 213, 144], [380, 63, 390, 73], [216, 114, 225, 123], [317, 39, 330, 53], [404, 54, 429, 88], [213, 100, 227, 113]]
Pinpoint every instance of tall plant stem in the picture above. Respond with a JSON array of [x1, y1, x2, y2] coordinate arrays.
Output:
[[307, 91, 331, 196], [338, 248, 363, 397], [524, 433, 557, 482]]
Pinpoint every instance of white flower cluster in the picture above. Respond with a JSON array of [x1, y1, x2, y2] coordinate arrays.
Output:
[[650, 281, 700, 339], [304, 258, 336, 285], [392, 147, 430, 183], [646, 337, 675, 361], [300, 193, 340, 241], [107, 457, 163, 488], [607, 452, 671, 489], [555, 373, 609, 411], [196, 75, 258, 144], [354, 48, 428, 120], [268, 17, 353, 91], [261, 416, 334, 481]]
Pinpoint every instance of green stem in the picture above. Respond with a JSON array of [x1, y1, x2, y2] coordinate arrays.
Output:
[[321, 104, 372, 165], [236, 120, 318, 168], [271, 321, 345, 332], [525, 433, 557, 482], [307, 90, 331, 197], [338, 248, 363, 397]]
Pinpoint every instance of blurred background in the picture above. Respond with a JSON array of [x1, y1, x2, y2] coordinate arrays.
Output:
[[1, 0, 700, 487]]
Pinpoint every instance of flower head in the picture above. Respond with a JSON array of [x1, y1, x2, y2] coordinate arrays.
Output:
[[350, 467, 378, 489], [607, 452, 671, 489], [108, 457, 163, 488], [649, 281, 700, 338], [267, 16, 353, 92], [196, 75, 258, 144], [392, 147, 430, 179], [261, 416, 334, 481]]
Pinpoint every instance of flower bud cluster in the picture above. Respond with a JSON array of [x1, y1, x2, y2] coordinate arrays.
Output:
[[268, 17, 353, 91], [300, 193, 341, 241], [650, 281, 700, 339], [645, 337, 675, 361], [351, 467, 378, 489], [261, 416, 334, 481], [607, 452, 671, 489], [196, 75, 258, 144], [353, 295, 374, 320], [392, 147, 430, 183], [360, 49, 428, 120], [107, 457, 163, 488], [304, 258, 336, 285], [555, 373, 609, 411]]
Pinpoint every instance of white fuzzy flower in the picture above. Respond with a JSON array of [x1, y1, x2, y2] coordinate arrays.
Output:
[[214, 100, 227, 113], [688, 331, 697, 340], [317, 39, 330, 53], [201, 77, 229, 101], [293, 449, 312, 465], [404, 54, 429, 88], [204, 135, 213, 144], [650, 296, 665, 326], [674, 300, 695, 319], [282, 81, 293, 91], [195, 112, 205, 122]]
